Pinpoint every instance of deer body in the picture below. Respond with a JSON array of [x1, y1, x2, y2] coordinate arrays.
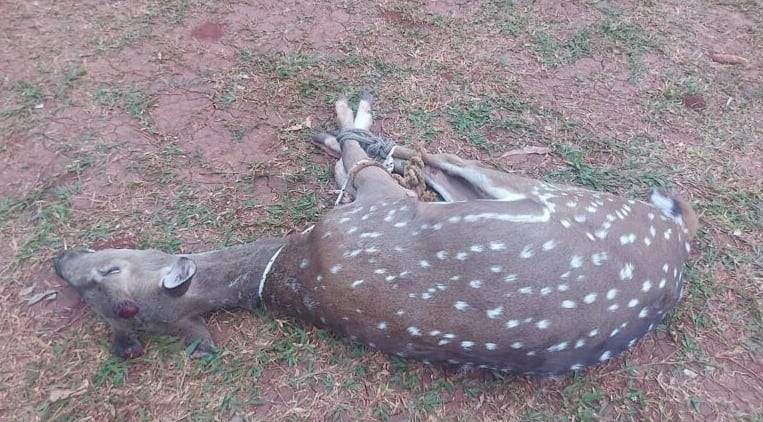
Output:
[[262, 182, 691, 374], [54, 92, 696, 375]]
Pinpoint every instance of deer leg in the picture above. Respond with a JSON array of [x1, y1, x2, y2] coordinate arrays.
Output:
[[334, 94, 411, 203]]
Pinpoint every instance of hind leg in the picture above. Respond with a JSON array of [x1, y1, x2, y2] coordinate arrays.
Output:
[[314, 92, 411, 203]]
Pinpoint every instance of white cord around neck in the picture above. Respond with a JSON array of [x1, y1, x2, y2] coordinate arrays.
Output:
[[258, 246, 285, 300]]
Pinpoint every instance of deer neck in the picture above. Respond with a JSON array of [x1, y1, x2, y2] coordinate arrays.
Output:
[[180, 238, 289, 311]]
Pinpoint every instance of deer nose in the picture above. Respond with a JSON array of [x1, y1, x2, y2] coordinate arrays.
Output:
[[53, 248, 94, 279]]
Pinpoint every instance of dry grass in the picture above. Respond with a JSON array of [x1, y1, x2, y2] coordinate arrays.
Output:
[[1, 0, 761, 420]]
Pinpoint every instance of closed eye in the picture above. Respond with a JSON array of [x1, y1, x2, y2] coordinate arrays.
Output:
[[98, 267, 121, 276]]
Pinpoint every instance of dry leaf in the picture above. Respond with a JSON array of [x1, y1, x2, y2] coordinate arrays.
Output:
[[283, 117, 313, 132], [19, 285, 36, 296], [24, 290, 58, 305], [710, 53, 749, 65], [49, 380, 89, 402], [500, 146, 552, 158]]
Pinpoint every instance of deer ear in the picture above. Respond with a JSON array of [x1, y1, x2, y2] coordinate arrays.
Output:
[[160, 257, 197, 295]]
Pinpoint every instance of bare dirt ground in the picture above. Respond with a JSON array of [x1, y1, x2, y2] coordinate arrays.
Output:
[[1, 0, 761, 420]]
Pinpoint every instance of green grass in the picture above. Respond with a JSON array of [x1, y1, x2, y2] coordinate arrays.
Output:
[[93, 85, 155, 124], [532, 29, 592, 67], [2, 0, 762, 420]]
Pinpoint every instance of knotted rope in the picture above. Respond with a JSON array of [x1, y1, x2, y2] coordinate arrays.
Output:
[[333, 128, 433, 202]]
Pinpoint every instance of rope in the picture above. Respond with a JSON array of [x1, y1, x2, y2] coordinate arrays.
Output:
[[335, 129, 397, 164], [332, 128, 433, 201]]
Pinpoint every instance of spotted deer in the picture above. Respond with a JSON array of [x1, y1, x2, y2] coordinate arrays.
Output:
[[54, 92, 697, 375]]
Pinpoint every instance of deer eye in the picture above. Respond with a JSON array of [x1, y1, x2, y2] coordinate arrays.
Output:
[[98, 266, 121, 276]]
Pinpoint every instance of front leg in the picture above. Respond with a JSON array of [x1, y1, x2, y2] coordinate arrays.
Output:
[[112, 329, 144, 359], [174, 316, 217, 358]]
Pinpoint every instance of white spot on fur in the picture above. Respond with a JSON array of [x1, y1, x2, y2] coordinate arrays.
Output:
[[591, 252, 607, 266], [589, 328, 599, 337], [470, 244, 484, 253], [436, 251, 448, 260], [599, 350, 612, 361], [608, 304, 620, 312], [489, 241, 507, 251], [628, 298, 639, 308], [330, 264, 342, 274], [540, 287, 553, 296], [351, 280, 365, 288], [536, 319, 550, 329], [393, 221, 407, 228], [548, 342, 568, 352], [485, 343, 497, 351], [299, 259, 310, 269], [518, 286, 533, 294], [619, 263, 635, 281], [504, 274, 518, 283], [561, 300, 577, 309], [594, 229, 608, 239], [377, 322, 387, 330], [560, 219, 571, 228], [570, 255, 583, 268], [407, 327, 421, 336], [583, 293, 597, 304], [659, 279, 666, 289], [454, 301, 469, 311], [456, 252, 469, 260], [469, 280, 482, 289], [639, 307, 649, 318], [575, 339, 585, 349], [461, 341, 475, 350], [542, 239, 558, 251], [519, 245, 535, 259], [506, 320, 519, 329], [619, 233, 637, 245], [642, 280, 652, 292], [420, 260, 431, 268], [511, 342, 523, 349], [486, 306, 503, 319], [574, 214, 587, 223]]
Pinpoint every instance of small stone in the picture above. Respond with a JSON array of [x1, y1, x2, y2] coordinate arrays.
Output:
[[682, 94, 706, 111]]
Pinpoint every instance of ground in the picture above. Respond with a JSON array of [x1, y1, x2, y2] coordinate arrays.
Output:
[[1, 0, 761, 420]]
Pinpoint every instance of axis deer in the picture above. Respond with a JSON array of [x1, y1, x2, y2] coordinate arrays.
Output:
[[54, 92, 697, 375]]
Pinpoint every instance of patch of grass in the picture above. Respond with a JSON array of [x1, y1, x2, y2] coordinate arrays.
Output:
[[447, 100, 498, 151], [93, 85, 155, 124], [547, 141, 672, 193], [595, 17, 660, 84], [265, 190, 324, 228], [55, 66, 87, 100], [532, 29, 592, 67], [561, 374, 606, 420], [93, 357, 129, 388], [1, 79, 45, 118]]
